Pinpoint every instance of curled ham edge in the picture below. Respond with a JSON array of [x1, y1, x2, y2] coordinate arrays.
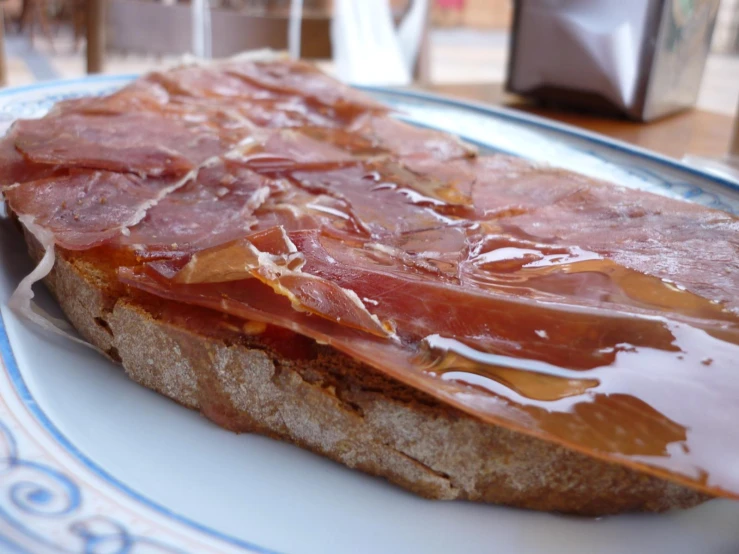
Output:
[[5, 150, 227, 352], [171, 227, 398, 339], [7, 214, 100, 350]]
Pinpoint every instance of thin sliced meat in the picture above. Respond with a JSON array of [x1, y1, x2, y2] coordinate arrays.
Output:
[[174, 229, 735, 366], [12, 112, 239, 176], [170, 227, 395, 338], [147, 66, 357, 128], [234, 98, 348, 129], [239, 129, 357, 169], [118, 158, 273, 253], [4, 170, 186, 249], [0, 129, 61, 186], [147, 65, 280, 100], [52, 79, 171, 116], [6, 58, 739, 504], [227, 157, 473, 240], [507, 187, 739, 313], [224, 59, 388, 114], [411, 156, 739, 312], [283, 162, 473, 239], [121, 228, 739, 500], [405, 155, 579, 215], [350, 114, 477, 161]]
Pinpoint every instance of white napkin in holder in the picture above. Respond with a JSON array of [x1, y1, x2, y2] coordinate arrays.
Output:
[[507, 0, 720, 121]]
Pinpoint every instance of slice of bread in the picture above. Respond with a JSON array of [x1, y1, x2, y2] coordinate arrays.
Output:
[[18, 222, 710, 516]]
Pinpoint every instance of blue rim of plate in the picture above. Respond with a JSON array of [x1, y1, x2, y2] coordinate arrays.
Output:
[[0, 74, 737, 553]]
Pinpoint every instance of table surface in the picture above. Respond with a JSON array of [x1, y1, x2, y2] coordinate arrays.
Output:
[[422, 83, 737, 161]]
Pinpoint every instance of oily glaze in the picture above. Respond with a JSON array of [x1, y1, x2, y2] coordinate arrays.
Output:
[[2, 58, 738, 500]]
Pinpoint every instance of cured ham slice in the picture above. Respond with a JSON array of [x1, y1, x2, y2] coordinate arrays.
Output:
[[120, 226, 739, 499], [4, 157, 272, 254], [148, 65, 281, 101], [349, 114, 477, 161], [0, 133, 61, 187], [3, 58, 739, 504], [51, 79, 171, 117], [145, 69, 349, 129], [223, 59, 388, 113], [12, 112, 238, 177], [4, 170, 188, 250], [411, 156, 739, 312], [117, 158, 272, 253]]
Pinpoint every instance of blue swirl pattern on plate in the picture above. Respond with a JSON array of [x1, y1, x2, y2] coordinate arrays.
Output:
[[0, 420, 186, 553]]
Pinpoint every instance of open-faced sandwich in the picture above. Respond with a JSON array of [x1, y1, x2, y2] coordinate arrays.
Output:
[[2, 57, 738, 516]]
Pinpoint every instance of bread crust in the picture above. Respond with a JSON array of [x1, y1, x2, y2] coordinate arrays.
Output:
[[23, 229, 710, 516]]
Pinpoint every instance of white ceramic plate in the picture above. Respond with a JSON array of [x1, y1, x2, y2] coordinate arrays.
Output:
[[1, 76, 738, 554]]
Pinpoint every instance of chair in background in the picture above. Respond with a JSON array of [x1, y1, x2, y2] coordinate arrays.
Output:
[[0, 0, 432, 84], [86, 0, 104, 73], [68, 0, 85, 52], [19, 0, 56, 52], [106, 0, 332, 63], [99, 0, 431, 83], [0, 7, 6, 85]]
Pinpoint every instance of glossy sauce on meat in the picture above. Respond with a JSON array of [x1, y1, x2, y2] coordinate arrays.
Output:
[[2, 58, 738, 500]]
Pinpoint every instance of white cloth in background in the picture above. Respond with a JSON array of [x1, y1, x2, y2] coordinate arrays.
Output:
[[191, 0, 212, 59], [331, 0, 429, 86]]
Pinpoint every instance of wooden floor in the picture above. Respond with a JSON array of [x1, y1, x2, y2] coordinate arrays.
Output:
[[2, 27, 738, 116]]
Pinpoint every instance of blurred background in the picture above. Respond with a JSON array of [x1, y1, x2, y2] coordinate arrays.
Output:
[[0, 0, 736, 114]]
